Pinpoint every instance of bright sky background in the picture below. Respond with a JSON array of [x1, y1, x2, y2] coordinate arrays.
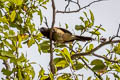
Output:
[[0, 0, 120, 79]]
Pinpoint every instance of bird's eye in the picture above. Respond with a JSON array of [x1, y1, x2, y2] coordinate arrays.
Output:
[[40, 28, 45, 31]]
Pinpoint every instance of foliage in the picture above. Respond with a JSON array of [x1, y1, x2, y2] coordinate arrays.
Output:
[[0, 0, 120, 80], [0, 0, 48, 79]]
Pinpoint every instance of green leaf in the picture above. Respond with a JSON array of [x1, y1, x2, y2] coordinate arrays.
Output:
[[22, 63, 35, 79], [1, 51, 15, 58], [91, 59, 106, 71], [38, 44, 41, 54], [4, 25, 9, 30], [82, 56, 89, 63], [17, 35, 22, 48], [57, 73, 72, 80], [86, 44, 94, 52], [9, 30, 15, 36], [87, 76, 92, 80], [54, 57, 69, 70], [89, 44, 94, 50], [88, 23, 94, 27], [55, 43, 66, 48], [113, 73, 120, 79], [85, 20, 89, 27], [65, 23, 68, 29], [73, 61, 84, 70], [11, 0, 23, 5], [49, 71, 53, 80], [112, 64, 120, 72], [39, 67, 45, 77], [113, 43, 120, 55], [54, 49, 61, 53], [90, 30, 101, 35], [75, 25, 84, 30], [91, 59, 104, 66], [40, 40, 50, 53], [10, 10, 16, 22], [80, 17, 84, 22], [92, 65, 106, 71], [3, 40, 12, 49], [38, 67, 49, 80], [89, 10, 94, 23], [2, 68, 12, 76], [0, 56, 8, 60], [38, 10, 43, 25], [27, 37, 35, 48], [61, 48, 73, 67], [18, 68, 22, 80], [95, 26, 106, 31], [17, 53, 27, 62], [42, 0, 49, 5], [34, 33, 43, 41], [83, 12, 88, 18], [39, 0, 44, 2], [106, 75, 110, 80], [0, 10, 2, 17], [29, 24, 36, 34], [0, 16, 9, 24]]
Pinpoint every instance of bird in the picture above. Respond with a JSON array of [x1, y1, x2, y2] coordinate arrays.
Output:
[[39, 27, 94, 43]]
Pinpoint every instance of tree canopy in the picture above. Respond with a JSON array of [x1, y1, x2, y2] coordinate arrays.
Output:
[[0, 0, 120, 80]]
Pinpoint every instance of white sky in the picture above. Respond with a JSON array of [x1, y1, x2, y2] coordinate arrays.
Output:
[[0, 0, 120, 79]]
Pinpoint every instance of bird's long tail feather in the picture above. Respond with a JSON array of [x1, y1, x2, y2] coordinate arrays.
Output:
[[75, 35, 94, 41]]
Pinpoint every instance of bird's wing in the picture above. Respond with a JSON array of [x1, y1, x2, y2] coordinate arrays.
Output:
[[55, 27, 72, 35], [53, 27, 65, 35], [53, 27, 76, 42]]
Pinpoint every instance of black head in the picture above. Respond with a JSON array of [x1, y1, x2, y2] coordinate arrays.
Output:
[[39, 27, 50, 38], [40, 27, 48, 32]]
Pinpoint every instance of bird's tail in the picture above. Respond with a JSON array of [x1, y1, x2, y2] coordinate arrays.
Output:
[[74, 35, 94, 41]]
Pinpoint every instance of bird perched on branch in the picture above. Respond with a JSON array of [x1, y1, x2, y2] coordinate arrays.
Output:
[[39, 27, 94, 43]]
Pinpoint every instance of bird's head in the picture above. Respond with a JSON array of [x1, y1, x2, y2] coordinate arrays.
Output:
[[39, 27, 50, 38], [40, 27, 48, 32]]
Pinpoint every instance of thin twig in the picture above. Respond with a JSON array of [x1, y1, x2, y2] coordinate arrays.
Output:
[[71, 40, 120, 59], [92, 53, 119, 63], [80, 57, 103, 80], [44, 16, 49, 28], [116, 24, 120, 36], [65, 0, 71, 11], [56, 0, 107, 13]]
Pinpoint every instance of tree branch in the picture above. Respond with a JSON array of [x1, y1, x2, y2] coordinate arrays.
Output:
[[92, 53, 119, 63], [80, 57, 103, 80], [49, 0, 56, 74], [116, 24, 120, 36], [44, 16, 49, 28], [71, 40, 120, 59], [56, 0, 107, 13]]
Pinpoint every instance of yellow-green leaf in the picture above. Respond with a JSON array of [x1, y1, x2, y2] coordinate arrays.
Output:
[[10, 10, 16, 22], [2, 68, 12, 76], [89, 10, 94, 23], [54, 58, 69, 70], [1, 51, 15, 58], [18, 68, 22, 80], [113, 43, 120, 55], [38, 10, 43, 25], [0, 16, 9, 24], [75, 25, 84, 30], [11, 0, 23, 5], [61, 48, 74, 68], [89, 44, 94, 50], [27, 37, 35, 48], [73, 61, 84, 70]]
